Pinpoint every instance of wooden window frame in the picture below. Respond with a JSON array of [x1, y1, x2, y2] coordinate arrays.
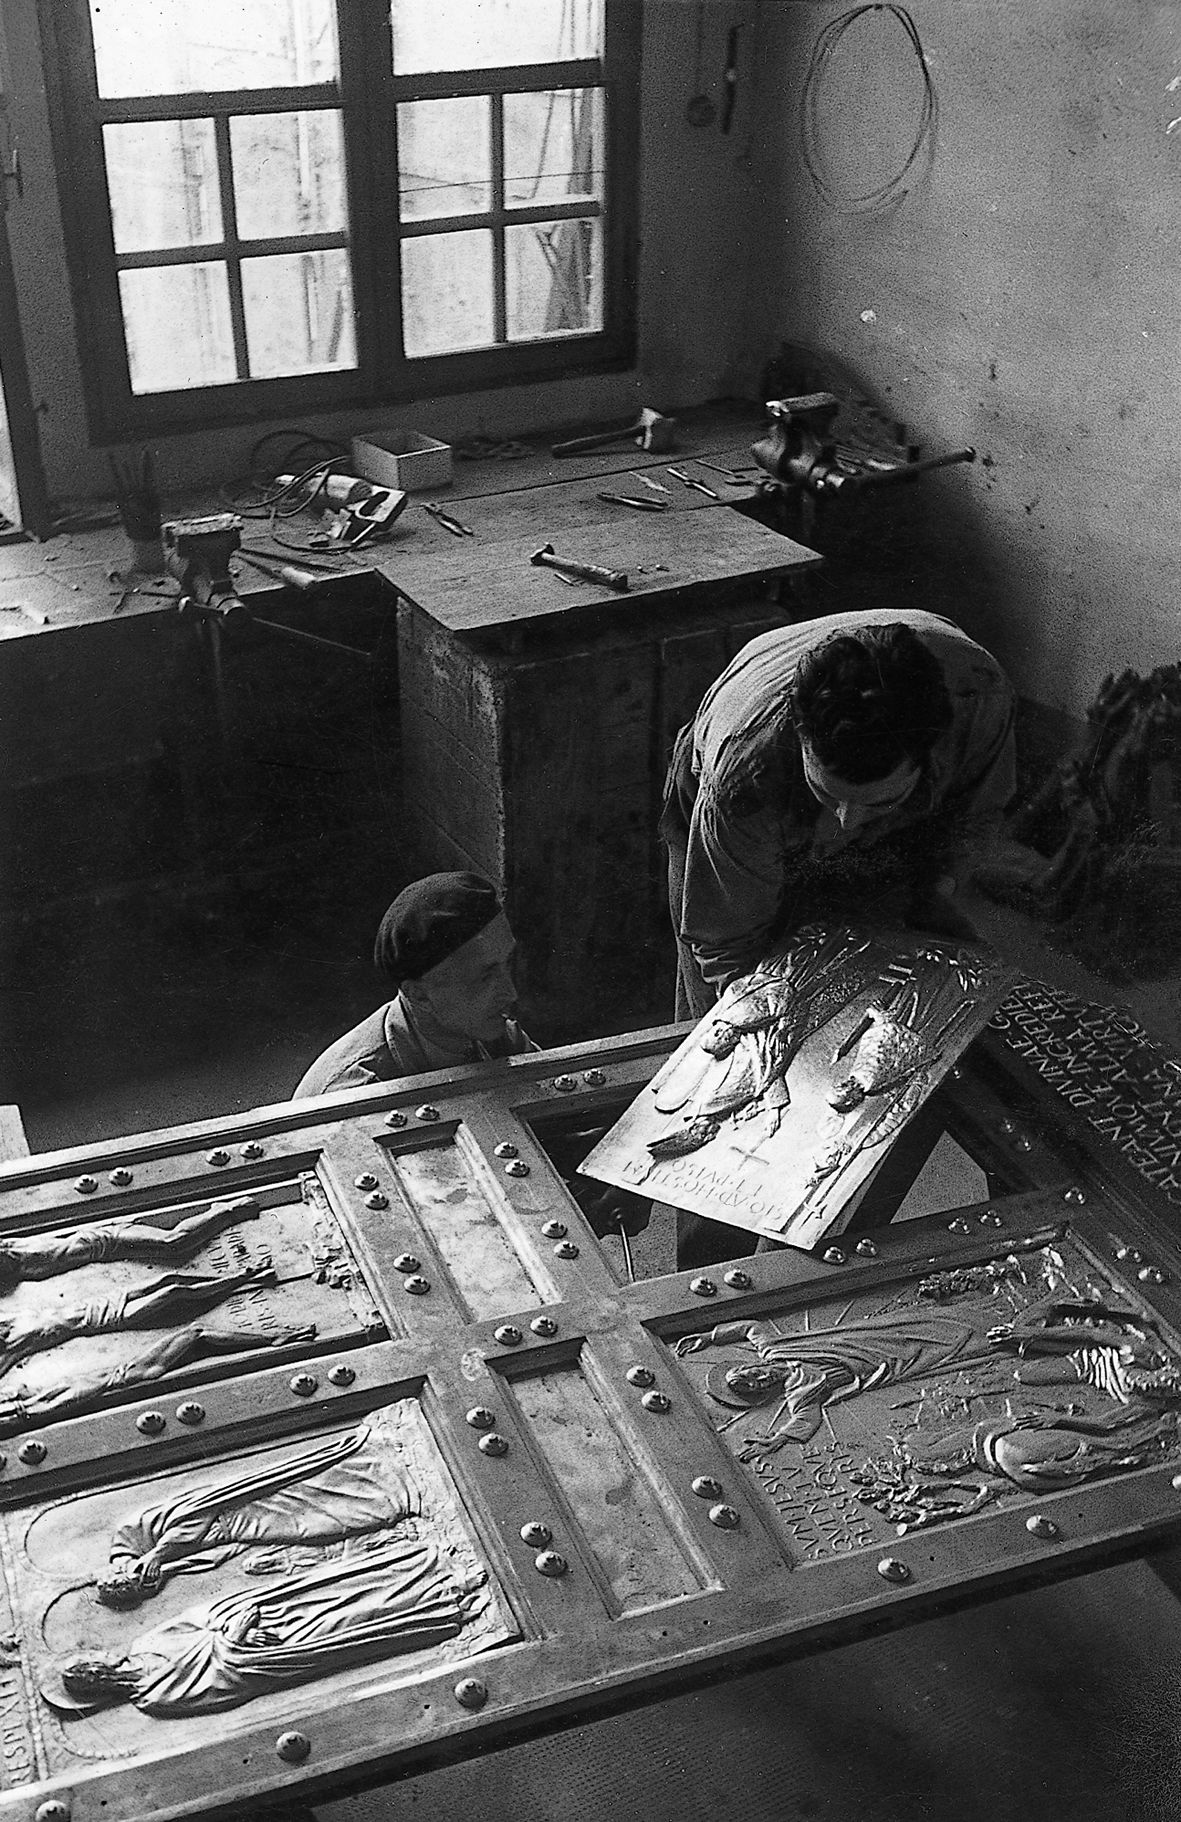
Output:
[[38, 1, 642, 444]]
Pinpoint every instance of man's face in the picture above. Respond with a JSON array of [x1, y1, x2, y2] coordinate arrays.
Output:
[[800, 741, 920, 837], [416, 913, 517, 1042]]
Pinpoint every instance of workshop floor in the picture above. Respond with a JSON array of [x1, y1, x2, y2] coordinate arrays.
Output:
[[4, 877, 1181, 1822]]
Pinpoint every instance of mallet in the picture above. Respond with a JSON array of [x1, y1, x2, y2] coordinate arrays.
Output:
[[551, 407, 677, 458], [531, 544, 630, 592]]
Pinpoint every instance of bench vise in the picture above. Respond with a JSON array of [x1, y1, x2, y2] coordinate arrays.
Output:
[[752, 393, 975, 497]]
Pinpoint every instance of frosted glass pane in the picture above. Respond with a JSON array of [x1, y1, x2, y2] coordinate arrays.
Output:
[[398, 100, 491, 220], [505, 218, 601, 339], [504, 89, 603, 207], [120, 264, 237, 393], [402, 231, 493, 355], [242, 250, 357, 376], [104, 121, 222, 253], [392, 0, 602, 73], [90, 0, 338, 98], [231, 111, 347, 240]]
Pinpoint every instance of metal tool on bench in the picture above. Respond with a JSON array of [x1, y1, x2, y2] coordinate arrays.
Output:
[[752, 393, 976, 497], [422, 500, 474, 537], [530, 543, 630, 592], [162, 515, 373, 662], [550, 407, 677, 458], [596, 490, 669, 512], [275, 470, 408, 544], [666, 465, 720, 499]]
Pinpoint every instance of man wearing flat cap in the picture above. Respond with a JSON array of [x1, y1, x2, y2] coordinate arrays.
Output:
[[293, 872, 529, 1098]]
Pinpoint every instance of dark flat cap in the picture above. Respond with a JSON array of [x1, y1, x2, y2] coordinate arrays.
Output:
[[374, 872, 501, 984]]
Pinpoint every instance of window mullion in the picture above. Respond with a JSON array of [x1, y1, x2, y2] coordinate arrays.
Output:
[[213, 113, 249, 382], [490, 91, 506, 346]]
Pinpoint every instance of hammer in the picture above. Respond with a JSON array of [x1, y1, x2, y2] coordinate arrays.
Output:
[[551, 408, 677, 458], [531, 544, 630, 592]]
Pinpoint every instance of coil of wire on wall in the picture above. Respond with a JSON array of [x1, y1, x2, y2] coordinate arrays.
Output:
[[799, 4, 938, 215]]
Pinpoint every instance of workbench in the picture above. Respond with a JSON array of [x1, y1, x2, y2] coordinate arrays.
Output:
[[0, 976, 1181, 1819], [0, 407, 818, 1044]]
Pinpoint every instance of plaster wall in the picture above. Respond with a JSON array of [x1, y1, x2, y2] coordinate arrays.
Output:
[[3, 0, 761, 498], [744, 0, 1181, 722]]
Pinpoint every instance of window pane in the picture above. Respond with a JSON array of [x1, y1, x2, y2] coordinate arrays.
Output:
[[120, 265, 237, 393], [90, 0, 338, 99], [402, 230, 494, 355], [398, 100, 491, 220], [506, 218, 601, 339], [504, 89, 604, 207], [231, 111, 347, 240], [392, 0, 603, 74], [104, 121, 222, 254], [242, 250, 356, 377]]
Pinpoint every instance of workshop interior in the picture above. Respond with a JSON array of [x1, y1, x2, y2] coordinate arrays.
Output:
[[2, 4, 1181, 1821]]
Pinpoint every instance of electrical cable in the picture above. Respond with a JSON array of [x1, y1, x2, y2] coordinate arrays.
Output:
[[799, 4, 937, 215]]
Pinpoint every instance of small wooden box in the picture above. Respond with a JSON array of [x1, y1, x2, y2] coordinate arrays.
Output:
[[351, 429, 453, 492]]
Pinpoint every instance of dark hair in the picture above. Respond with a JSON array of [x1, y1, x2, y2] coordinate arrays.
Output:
[[714, 621, 953, 814], [791, 623, 952, 783]]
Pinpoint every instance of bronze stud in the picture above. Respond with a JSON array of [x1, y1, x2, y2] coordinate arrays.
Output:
[[505, 1159, 530, 1178], [530, 1315, 558, 1337], [109, 1167, 132, 1186], [823, 1246, 847, 1265], [415, 1105, 441, 1122], [276, 1730, 311, 1764], [947, 1219, 972, 1235], [1025, 1513, 1059, 1540], [136, 1410, 166, 1436], [583, 1069, 607, 1086], [642, 1390, 671, 1413], [626, 1365, 655, 1388], [708, 1503, 741, 1529], [494, 1324, 523, 1346], [1063, 1186, 1087, 1205], [176, 1400, 205, 1425], [1171, 1472, 1181, 1491], [554, 1240, 579, 1260], [385, 1110, 407, 1128], [478, 1433, 508, 1457], [979, 1210, 1003, 1227], [723, 1268, 752, 1288], [454, 1677, 488, 1711], [520, 1521, 551, 1546], [354, 1173, 379, 1191], [241, 1141, 265, 1160], [465, 1406, 496, 1429], [290, 1373, 318, 1397], [999, 1119, 1016, 1136], [494, 1141, 519, 1159], [206, 1149, 230, 1167], [854, 1237, 877, 1257], [552, 1076, 576, 1093], [34, 1804, 71, 1822], [403, 1275, 431, 1295], [1014, 1135, 1032, 1153], [690, 1275, 717, 1297], [692, 1475, 724, 1499], [1139, 1265, 1167, 1285], [535, 1549, 568, 1576], [393, 1253, 420, 1274], [541, 1219, 567, 1239], [365, 1191, 389, 1209], [327, 1364, 355, 1387], [18, 1439, 46, 1466], [73, 1175, 98, 1195], [877, 1556, 911, 1583]]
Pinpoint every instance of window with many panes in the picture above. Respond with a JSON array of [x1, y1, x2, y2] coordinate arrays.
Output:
[[41, 0, 640, 439]]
